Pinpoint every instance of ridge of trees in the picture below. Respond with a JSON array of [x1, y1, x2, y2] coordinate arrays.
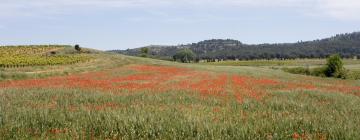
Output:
[[110, 32, 360, 61]]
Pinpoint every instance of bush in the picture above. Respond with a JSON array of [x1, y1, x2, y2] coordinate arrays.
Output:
[[324, 54, 346, 78], [140, 54, 147, 57], [311, 67, 327, 77], [283, 67, 326, 77], [283, 54, 348, 79], [282, 67, 310, 75]]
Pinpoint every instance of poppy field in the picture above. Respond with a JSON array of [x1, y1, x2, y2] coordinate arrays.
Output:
[[0, 55, 360, 139], [1, 64, 359, 99]]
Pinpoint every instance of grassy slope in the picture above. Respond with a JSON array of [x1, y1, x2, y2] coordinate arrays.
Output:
[[202, 59, 360, 69], [203, 59, 360, 80], [0, 53, 135, 81], [0, 54, 360, 139]]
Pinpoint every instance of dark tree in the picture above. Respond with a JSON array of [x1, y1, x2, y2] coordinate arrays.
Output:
[[141, 47, 149, 54], [140, 47, 149, 57], [173, 49, 196, 63], [110, 32, 360, 61], [75, 44, 81, 52]]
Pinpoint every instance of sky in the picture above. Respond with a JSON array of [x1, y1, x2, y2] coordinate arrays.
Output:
[[0, 0, 360, 50]]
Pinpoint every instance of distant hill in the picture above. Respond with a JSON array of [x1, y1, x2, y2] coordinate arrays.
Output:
[[109, 32, 360, 60]]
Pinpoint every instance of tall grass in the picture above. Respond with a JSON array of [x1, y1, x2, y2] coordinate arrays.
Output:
[[0, 88, 359, 139], [1, 53, 360, 139], [0, 54, 136, 81], [203, 59, 360, 69]]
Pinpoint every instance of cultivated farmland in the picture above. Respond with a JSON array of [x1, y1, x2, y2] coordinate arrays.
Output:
[[0, 50, 360, 139], [0, 45, 92, 68]]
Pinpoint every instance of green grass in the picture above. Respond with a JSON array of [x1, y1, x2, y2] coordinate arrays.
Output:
[[0, 53, 136, 81], [0, 88, 359, 139], [204, 59, 360, 80], [1, 53, 360, 139], [347, 70, 360, 80], [203, 59, 360, 68]]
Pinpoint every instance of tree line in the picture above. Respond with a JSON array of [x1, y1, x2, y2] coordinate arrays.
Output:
[[110, 32, 360, 62]]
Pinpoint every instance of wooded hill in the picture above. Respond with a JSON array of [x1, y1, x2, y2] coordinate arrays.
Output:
[[110, 32, 360, 61]]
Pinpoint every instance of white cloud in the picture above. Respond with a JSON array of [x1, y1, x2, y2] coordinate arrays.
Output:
[[0, 0, 360, 20], [317, 0, 360, 20]]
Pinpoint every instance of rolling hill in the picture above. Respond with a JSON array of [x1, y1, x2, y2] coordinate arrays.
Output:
[[111, 32, 360, 60], [0, 46, 360, 139]]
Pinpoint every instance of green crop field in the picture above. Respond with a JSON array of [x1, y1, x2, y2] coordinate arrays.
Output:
[[0, 48, 360, 139]]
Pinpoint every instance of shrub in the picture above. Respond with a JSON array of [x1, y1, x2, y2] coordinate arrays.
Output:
[[282, 54, 348, 79], [324, 54, 346, 78], [311, 67, 327, 77], [282, 67, 310, 75], [140, 54, 147, 57], [283, 67, 327, 77]]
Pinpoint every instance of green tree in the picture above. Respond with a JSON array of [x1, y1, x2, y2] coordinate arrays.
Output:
[[173, 49, 196, 63], [325, 54, 346, 78], [74, 44, 81, 52], [140, 47, 149, 57]]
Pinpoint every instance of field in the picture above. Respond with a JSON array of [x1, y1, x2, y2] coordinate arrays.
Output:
[[0, 51, 360, 139], [202, 59, 360, 68], [0, 45, 92, 68], [204, 59, 360, 80]]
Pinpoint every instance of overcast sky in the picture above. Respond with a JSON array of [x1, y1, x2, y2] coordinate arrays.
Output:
[[1, 0, 360, 50]]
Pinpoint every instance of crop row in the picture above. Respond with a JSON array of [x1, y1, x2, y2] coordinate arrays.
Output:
[[0, 55, 92, 68], [0, 45, 68, 56]]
